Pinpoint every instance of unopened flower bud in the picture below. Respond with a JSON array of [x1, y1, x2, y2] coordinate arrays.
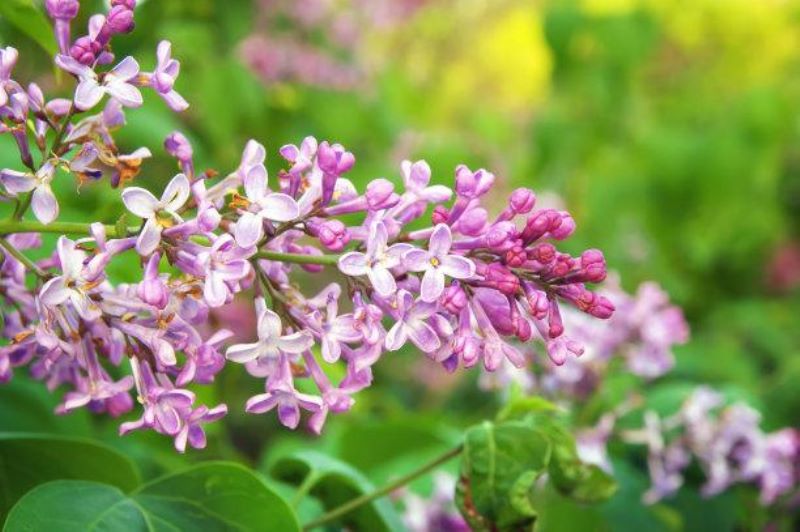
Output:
[[106, 5, 135, 34], [316, 219, 350, 251], [365, 179, 399, 210], [431, 205, 449, 225], [457, 207, 487, 236], [46, 0, 79, 20], [509, 188, 536, 214], [483, 263, 519, 295], [549, 211, 575, 240], [70, 36, 99, 65], [505, 245, 526, 267], [441, 284, 468, 314]]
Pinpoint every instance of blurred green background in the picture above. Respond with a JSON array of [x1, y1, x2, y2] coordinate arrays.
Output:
[[1, 0, 799, 529]]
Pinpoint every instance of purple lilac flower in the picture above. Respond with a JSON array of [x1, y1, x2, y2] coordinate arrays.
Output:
[[122, 173, 190, 255], [225, 297, 314, 365], [0, 11, 618, 447], [338, 221, 409, 296], [404, 224, 475, 302], [56, 55, 143, 111], [1, 162, 58, 224]]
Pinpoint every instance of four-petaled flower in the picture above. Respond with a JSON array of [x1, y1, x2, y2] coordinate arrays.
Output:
[[226, 297, 314, 364], [385, 291, 447, 354], [245, 354, 322, 429], [122, 173, 190, 256], [196, 234, 252, 308], [56, 54, 143, 111], [233, 163, 300, 247], [338, 221, 409, 296], [1, 161, 59, 224], [404, 224, 476, 302], [39, 236, 102, 320], [140, 40, 188, 112]]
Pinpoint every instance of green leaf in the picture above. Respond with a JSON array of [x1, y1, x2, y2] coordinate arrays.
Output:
[[3, 481, 149, 531], [456, 420, 552, 531], [496, 396, 559, 422], [0, 376, 92, 436], [0, 0, 57, 57], [0, 433, 140, 521], [270, 450, 404, 532], [5, 462, 300, 531]]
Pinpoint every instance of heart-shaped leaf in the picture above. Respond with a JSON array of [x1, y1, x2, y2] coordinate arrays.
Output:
[[456, 420, 552, 531], [4, 462, 300, 531], [0, 433, 140, 520]]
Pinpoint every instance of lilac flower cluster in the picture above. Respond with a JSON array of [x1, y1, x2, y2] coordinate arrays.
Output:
[[0, 1, 614, 451], [621, 387, 800, 506], [240, 0, 430, 90], [536, 277, 689, 398]]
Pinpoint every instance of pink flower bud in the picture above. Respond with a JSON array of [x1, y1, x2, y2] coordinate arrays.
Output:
[[316, 219, 350, 251], [549, 211, 575, 240], [529, 242, 556, 264], [106, 6, 135, 34], [365, 179, 399, 210], [505, 245, 526, 267], [484, 264, 519, 296], [46, 0, 79, 20], [431, 205, 449, 225], [509, 188, 536, 214], [580, 249, 607, 283], [441, 284, 468, 314], [70, 36, 99, 65], [456, 207, 487, 236]]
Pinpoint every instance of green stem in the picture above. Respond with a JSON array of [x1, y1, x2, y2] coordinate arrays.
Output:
[[0, 237, 47, 278], [0, 219, 134, 238], [255, 249, 340, 266], [0, 220, 343, 267], [302, 445, 463, 531]]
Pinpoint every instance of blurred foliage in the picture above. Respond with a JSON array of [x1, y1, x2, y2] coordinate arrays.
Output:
[[1, 0, 799, 529]]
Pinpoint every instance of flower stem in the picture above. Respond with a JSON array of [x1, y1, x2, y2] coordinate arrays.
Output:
[[301, 444, 463, 531], [0, 237, 47, 278], [0, 220, 343, 267], [255, 249, 340, 267], [0, 219, 134, 238]]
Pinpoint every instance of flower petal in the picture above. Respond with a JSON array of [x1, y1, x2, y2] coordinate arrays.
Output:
[[440, 255, 476, 280], [0, 169, 35, 194], [337, 252, 368, 277], [31, 184, 59, 224], [234, 212, 263, 248], [277, 400, 301, 429], [135, 218, 162, 256], [277, 331, 314, 354], [367, 266, 396, 297], [384, 321, 407, 351], [420, 268, 445, 302], [161, 173, 190, 211], [428, 223, 452, 258], [39, 276, 70, 306], [109, 56, 140, 81], [225, 341, 263, 363], [258, 308, 283, 340], [245, 392, 279, 414], [203, 270, 229, 307], [105, 80, 143, 108], [403, 248, 430, 272], [407, 320, 441, 353], [122, 187, 159, 218], [74, 78, 104, 111], [243, 164, 268, 201], [260, 193, 299, 222]]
